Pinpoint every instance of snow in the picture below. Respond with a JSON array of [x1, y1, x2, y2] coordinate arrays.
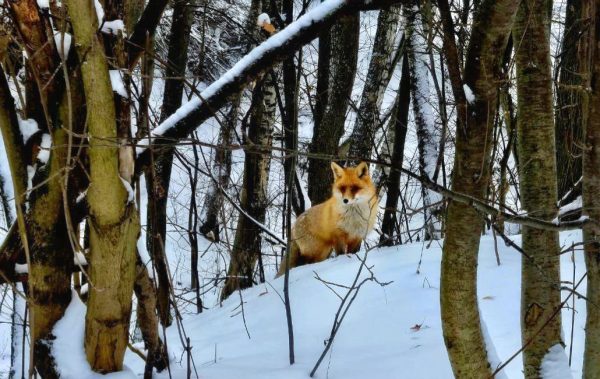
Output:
[[26, 165, 35, 193], [37, 133, 52, 164], [52, 291, 136, 379], [14, 263, 27, 274], [54, 32, 73, 59], [117, 230, 588, 378], [559, 196, 582, 217], [463, 84, 475, 104], [257, 13, 271, 26], [93, 0, 125, 35], [18, 117, 39, 144], [109, 70, 128, 98], [136, 0, 346, 156], [540, 344, 572, 379], [102, 20, 126, 36], [0, 129, 16, 221], [120, 177, 134, 203], [94, 0, 105, 25], [74, 252, 87, 266]]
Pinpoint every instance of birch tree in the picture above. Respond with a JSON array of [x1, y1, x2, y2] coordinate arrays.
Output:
[[405, 2, 443, 240], [347, 7, 401, 161], [220, 0, 277, 300]]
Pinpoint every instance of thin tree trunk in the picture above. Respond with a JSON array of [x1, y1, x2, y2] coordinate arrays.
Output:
[[514, 1, 564, 376], [199, 98, 236, 242], [405, 2, 443, 240], [281, 0, 304, 217], [439, 0, 520, 376], [380, 52, 410, 246], [146, 0, 195, 327], [555, 0, 585, 201], [133, 253, 168, 376], [307, 14, 359, 205], [581, 1, 600, 377], [347, 7, 400, 161], [221, 68, 276, 300]]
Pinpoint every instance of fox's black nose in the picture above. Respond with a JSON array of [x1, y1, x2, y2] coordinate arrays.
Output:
[[343, 199, 349, 204]]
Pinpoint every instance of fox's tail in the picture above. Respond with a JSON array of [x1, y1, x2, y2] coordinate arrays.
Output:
[[276, 240, 301, 278]]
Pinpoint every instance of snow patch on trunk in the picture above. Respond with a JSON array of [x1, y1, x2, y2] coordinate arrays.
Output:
[[110, 70, 128, 98], [37, 133, 52, 164], [18, 117, 39, 144], [540, 344, 572, 379], [463, 84, 475, 104], [54, 32, 73, 59]]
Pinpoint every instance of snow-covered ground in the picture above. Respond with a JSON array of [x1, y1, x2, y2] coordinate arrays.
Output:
[[113, 229, 583, 378]]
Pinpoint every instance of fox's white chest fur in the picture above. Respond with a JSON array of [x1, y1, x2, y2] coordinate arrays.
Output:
[[336, 200, 376, 239]]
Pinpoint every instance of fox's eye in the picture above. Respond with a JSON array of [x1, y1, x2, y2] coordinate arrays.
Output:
[[350, 185, 360, 193], [339, 185, 347, 193]]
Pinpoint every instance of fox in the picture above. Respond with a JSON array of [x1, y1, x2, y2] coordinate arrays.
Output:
[[276, 161, 378, 277]]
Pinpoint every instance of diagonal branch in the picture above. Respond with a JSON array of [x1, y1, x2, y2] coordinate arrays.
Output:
[[126, 0, 170, 68], [133, 0, 402, 176]]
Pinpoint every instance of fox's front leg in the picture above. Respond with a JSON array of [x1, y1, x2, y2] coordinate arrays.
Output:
[[346, 239, 362, 254]]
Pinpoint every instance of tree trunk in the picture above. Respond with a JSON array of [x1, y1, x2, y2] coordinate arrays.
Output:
[[67, 1, 140, 372], [514, 1, 564, 376], [221, 71, 276, 301], [581, 1, 600, 376], [347, 7, 400, 161], [281, 0, 304, 217], [555, 0, 585, 201], [307, 14, 359, 205], [439, 0, 520, 377], [199, 98, 236, 242], [380, 52, 410, 246], [405, 2, 443, 240], [133, 253, 168, 376], [146, 0, 195, 327]]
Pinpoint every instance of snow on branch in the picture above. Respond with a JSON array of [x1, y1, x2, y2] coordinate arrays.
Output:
[[134, 0, 401, 173]]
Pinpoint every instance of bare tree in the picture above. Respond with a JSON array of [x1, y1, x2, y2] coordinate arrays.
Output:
[[437, 0, 520, 376], [307, 15, 359, 204]]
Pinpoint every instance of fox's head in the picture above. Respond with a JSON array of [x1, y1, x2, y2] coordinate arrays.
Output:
[[330, 162, 375, 206]]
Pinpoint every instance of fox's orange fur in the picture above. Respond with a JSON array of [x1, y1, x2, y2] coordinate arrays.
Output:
[[277, 162, 378, 277]]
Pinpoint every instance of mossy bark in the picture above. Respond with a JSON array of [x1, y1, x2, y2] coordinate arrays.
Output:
[[67, 0, 139, 372], [514, 2, 563, 377], [440, 1, 520, 377]]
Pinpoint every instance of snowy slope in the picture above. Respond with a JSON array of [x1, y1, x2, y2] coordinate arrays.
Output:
[[116, 230, 585, 378]]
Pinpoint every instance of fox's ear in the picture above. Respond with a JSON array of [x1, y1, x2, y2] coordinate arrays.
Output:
[[356, 162, 369, 178], [331, 162, 344, 179]]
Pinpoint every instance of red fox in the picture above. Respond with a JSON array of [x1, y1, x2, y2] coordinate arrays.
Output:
[[277, 162, 378, 277]]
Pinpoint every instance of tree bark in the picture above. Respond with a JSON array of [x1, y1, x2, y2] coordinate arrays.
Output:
[[146, 0, 195, 328], [133, 253, 168, 376], [439, 0, 520, 377], [221, 69, 276, 300], [581, 1, 600, 377], [347, 7, 400, 161], [67, 0, 140, 372], [380, 52, 410, 246], [555, 0, 585, 201], [405, 2, 443, 240], [514, 1, 563, 376], [307, 14, 359, 205]]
